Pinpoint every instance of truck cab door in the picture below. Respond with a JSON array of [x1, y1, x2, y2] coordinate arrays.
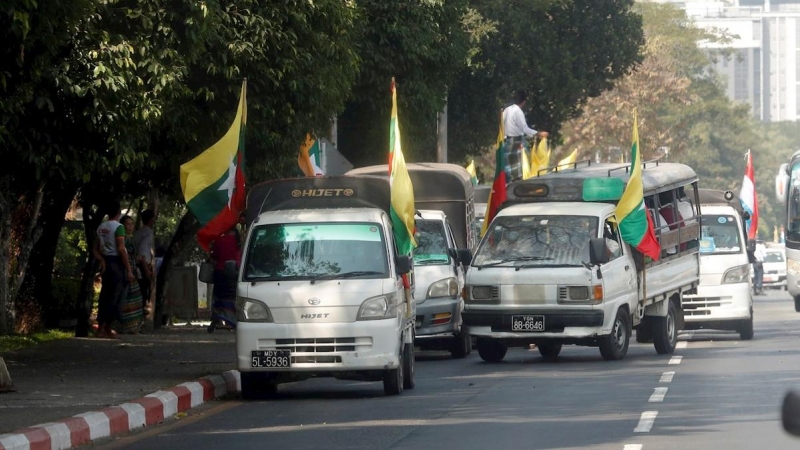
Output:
[[600, 218, 637, 309]]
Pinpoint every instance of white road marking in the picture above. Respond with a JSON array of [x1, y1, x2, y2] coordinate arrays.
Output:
[[668, 355, 683, 365], [676, 341, 687, 349], [624, 445, 643, 450], [649, 387, 669, 403], [660, 371, 675, 383], [634, 411, 659, 433]]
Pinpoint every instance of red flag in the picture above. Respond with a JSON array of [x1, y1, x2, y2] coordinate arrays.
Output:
[[480, 116, 507, 237], [739, 150, 758, 239]]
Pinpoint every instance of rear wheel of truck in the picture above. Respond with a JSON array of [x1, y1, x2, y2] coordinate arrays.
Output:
[[383, 342, 405, 396], [450, 327, 471, 359], [538, 342, 563, 360], [240, 372, 278, 400], [599, 308, 630, 361], [738, 312, 754, 340], [477, 339, 507, 363], [795, 296, 800, 313], [653, 301, 679, 354], [403, 341, 416, 390]]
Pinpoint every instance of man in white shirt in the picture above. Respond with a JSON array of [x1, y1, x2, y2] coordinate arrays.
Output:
[[753, 243, 766, 295], [502, 90, 548, 182]]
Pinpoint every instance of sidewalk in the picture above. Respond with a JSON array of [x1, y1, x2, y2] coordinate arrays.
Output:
[[0, 326, 238, 439]]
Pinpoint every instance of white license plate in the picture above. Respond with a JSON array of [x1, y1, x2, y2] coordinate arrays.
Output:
[[511, 315, 545, 332], [764, 276, 776, 282], [251, 350, 291, 368]]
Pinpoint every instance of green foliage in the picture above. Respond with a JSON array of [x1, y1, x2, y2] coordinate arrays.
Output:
[[0, 329, 72, 354], [53, 225, 87, 278]]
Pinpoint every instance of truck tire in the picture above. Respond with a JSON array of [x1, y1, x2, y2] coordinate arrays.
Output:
[[383, 344, 404, 396], [599, 308, 630, 361], [477, 339, 507, 363], [795, 296, 800, 313], [653, 301, 679, 354], [240, 372, 278, 400], [738, 312, 754, 340], [538, 342, 563, 359], [403, 342, 416, 389], [450, 327, 471, 359]]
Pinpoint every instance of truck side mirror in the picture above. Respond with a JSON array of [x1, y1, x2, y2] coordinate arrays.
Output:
[[457, 248, 473, 266], [589, 238, 609, 265], [395, 255, 412, 275], [224, 260, 238, 281], [743, 211, 751, 221], [447, 248, 458, 260]]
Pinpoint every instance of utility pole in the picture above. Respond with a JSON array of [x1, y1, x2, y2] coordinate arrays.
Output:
[[437, 102, 448, 163]]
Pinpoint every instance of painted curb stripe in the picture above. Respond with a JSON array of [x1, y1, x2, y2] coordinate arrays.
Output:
[[0, 370, 240, 450]]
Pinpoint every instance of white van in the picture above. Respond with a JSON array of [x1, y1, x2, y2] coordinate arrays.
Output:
[[682, 189, 754, 340], [763, 245, 787, 290], [463, 161, 701, 361], [235, 176, 416, 398]]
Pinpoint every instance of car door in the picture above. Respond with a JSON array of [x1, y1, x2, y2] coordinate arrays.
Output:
[[600, 216, 637, 308]]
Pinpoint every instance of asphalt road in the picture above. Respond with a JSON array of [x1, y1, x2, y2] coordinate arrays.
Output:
[[94, 289, 800, 450]]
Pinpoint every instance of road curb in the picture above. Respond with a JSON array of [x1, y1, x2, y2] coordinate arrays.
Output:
[[0, 370, 241, 450]]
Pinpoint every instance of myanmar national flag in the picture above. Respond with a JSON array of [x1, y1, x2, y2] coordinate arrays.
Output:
[[180, 80, 247, 252], [615, 110, 660, 260], [298, 133, 324, 177], [480, 115, 507, 237], [389, 79, 417, 256], [465, 160, 478, 185]]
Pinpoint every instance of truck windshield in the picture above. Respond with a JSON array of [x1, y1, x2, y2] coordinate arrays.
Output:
[[765, 251, 785, 263], [699, 215, 742, 255], [243, 222, 389, 281], [473, 215, 598, 268], [413, 220, 449, 265]]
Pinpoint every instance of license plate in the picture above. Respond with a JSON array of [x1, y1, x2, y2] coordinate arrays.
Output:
[[511, 315, 545, 332], [764, 275, 776, 282], [251, 350, 291, 368]]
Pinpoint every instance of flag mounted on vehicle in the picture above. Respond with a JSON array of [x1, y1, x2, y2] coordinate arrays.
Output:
[[480, 113, 507, 237], [466, 160, 479, 186], [298, 133, 324, 177], [389, 78, 417, 256], [180, 80, 247, 251], [614, 109, 660, 260], [740, 150, 759, 239], [529, 137, 549, 177]]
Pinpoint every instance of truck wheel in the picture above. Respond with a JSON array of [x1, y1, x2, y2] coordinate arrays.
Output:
[[599, 308, 630, 361], [795, 296, 800, 313], [738, 312, 754, 340], [240, 372, 278, 400], [477, 339, 507, 363], [450, 328, 471, 359], [403, 342, 415, 389], [653, 301, 679, 354], [538, 342, 563, 359], [383, 344, 404, 396]]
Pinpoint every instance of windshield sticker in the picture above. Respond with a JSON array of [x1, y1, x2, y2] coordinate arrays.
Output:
[[718, 217, 727, 224], [699, 237, 716, 253]]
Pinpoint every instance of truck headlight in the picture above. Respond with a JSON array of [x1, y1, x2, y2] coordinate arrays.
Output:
[[427, 278, 459, 299], [722, 265, 750, 284], [569, 286, 589, 300], [357, 293, 400, 321], [236, 297, 273, 322]]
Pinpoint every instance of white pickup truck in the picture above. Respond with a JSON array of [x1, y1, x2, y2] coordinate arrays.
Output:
[[463, 161, 701, 361]]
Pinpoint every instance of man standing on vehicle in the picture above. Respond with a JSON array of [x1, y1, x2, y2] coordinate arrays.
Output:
[[753, 242, 767, 295], [502, 90, 548, 182]]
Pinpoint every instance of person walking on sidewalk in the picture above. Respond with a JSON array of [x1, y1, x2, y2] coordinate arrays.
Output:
[[118, 215, 144, 334], [134, 209, 156, 316], [92, 202, 136, 339]]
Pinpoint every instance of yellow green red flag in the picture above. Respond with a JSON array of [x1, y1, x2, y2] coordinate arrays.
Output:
[[389, 78, 417, 255]]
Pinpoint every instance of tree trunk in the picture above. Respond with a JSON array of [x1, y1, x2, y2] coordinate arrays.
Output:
[[153, 212, 199, 329], [75, 201, 103, 337], [0, 194, 12, 335], [16, 185, 77, 329], [141, 191, 161, 332]]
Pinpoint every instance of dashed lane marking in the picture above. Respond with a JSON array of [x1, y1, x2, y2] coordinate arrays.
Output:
[[676, 341, 687, 349], [668, 355, 683, 365], [660, 371, 675, 383], [649, 387, 668, 403], [634, 411, 659, 433], [624, 445, 643, 450]]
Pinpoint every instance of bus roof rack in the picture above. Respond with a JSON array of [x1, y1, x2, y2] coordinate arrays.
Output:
[[606, 158, 662, 177], [534, 159, 593, 177]]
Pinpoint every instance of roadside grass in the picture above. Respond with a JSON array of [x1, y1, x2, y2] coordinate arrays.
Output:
[[0, 330, 73, 354]]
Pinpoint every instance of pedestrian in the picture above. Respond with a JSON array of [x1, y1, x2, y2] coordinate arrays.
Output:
[[502, 90, 548, 182], [753, 242, 766, 295], [118, 215, 144, 334], [208, 226, 241, 332], [134, 209, 156, 316], [92, 201, 135, 339]]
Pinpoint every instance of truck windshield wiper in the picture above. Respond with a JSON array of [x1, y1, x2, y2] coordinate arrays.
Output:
[[414, 257, 450, 265], [477, 256, 552, 269], [310, 271, 384, 283]]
